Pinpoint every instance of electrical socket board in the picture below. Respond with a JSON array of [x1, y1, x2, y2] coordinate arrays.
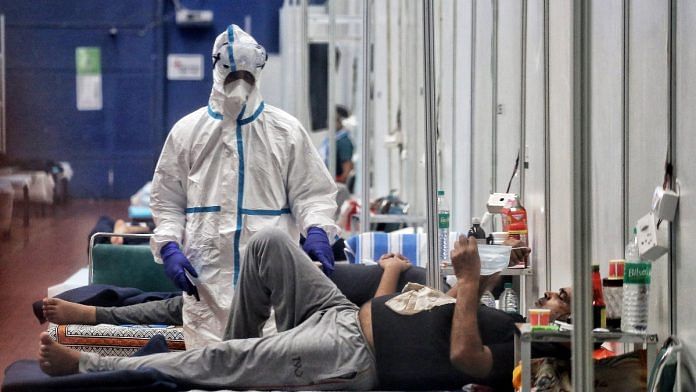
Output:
[[651, 186, 679, 222], [636, 212, 668, 261], [486, 193, 516, 214]]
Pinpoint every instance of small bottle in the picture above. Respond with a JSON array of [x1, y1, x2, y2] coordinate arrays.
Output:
[[437, 189, 450, 266], [502, 195, 528, 244], [499, 283, 519, 314], [480, 290, 496, 308], [592, 265, 607, 329], [622, 228, 651, 333], [467, 217, 487, 245], [603, 259, 625, 330]]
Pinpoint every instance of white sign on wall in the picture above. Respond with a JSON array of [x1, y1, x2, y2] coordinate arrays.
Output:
[[75, 47, 103, 111], [167, 54, 204, 80]]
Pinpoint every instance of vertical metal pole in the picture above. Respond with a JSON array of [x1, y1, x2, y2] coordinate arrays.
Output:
[[469, 0, 477, 217], [571, 0, 593, 391], [543, 0, 552, 294], [301, 0, 311, 130], [622, 0, 630, 244], [360, 0, 371, 234], [491, 0, 499, 196], [668, 0, 677, 335], [423, 0, 441, 290], [519, 0, 528, 202], [328, 0, 337, 179]]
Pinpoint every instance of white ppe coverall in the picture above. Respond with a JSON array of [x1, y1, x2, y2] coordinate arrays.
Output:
[[150, 24, 339, 348]]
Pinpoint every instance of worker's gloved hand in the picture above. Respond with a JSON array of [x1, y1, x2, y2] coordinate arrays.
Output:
[[161, 242, 200, 301], [303, 227, 335, 276]]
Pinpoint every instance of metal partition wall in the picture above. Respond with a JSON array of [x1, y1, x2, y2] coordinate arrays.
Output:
[[590, 0, 624, 273], [628, 0, 672, 341], [675, 0, 696, 388], [523, 0, 549, 297]]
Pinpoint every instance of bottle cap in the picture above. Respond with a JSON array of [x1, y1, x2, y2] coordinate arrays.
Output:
[[504, 282, 513, 289], [472, 217, 481, 225], [437, 189, 445, 196], [592, 264, 600, 272], [608, 259, 625, 279]]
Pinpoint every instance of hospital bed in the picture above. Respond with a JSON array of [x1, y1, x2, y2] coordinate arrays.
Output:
[[47, 233, 185, 357]]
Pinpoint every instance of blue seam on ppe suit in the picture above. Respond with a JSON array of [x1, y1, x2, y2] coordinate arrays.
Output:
[[233, 101, 265, 285], [185, 206, 222, 214], [240, 208, 291, 216]]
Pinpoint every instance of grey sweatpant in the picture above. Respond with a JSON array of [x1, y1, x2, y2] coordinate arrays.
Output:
[[95, 297, 183, 326], [79, 228, 378, 391]]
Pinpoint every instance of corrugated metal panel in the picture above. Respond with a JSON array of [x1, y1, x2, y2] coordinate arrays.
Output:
[[627, 0, 671, 340], [495, 0, 522, 195], [523, 0, 548, 293], [590, 0, 624, 273], [471, 0, 495, 224], [547, 0, 574, 290], [675, 0, 696, 388]]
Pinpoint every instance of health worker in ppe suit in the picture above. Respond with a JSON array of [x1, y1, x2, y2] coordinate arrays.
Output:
[[150, 24, 339, 349]]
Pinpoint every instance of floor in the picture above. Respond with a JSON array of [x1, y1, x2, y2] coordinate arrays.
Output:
[[0, 199, 128, 384]]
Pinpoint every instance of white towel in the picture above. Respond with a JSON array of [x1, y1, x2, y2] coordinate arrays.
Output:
[[385, 282, 456, 315]]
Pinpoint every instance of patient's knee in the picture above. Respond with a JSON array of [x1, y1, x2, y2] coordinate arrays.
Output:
[[247, 228, 293, 253]]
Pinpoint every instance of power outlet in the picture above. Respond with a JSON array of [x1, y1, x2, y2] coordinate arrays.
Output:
[[486, 193, 516, 214], [636, 212, 668, 261], [651, 186, 679, 222]]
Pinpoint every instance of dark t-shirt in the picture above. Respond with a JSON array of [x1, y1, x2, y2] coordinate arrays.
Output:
[[335, 134, 353, 177], [371, 295, 523, 391]]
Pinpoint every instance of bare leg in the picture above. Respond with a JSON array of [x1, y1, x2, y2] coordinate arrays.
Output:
[[43, 298, 96, 324], [38, 332, 80, 376]]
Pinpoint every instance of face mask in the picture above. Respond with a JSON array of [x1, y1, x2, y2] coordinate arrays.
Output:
[[223, 78, 254, 103], [340, 115, 357, 131], [478, 244, 512, 275]]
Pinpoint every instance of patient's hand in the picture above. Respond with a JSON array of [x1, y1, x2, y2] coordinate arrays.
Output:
[[451, 235, 481, 281], [378, 253, 411, 272], [503, 238, 531, 266]]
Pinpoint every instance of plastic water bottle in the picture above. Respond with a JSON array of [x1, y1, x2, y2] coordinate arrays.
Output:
[[499, 283, 519, 313], [437, 189, 450, 266], [621, 227, 651, 333], [480, 291, 496, 308]]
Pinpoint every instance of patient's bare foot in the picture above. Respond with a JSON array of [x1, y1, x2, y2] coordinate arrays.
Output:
[[39, 332, 80, 376], [43, 298, 96, 324]]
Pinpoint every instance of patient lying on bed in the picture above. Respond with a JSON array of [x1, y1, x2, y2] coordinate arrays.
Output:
[[38, 228, 551, 391]]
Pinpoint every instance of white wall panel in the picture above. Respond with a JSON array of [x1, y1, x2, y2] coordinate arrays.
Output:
[[523, 0, 548, 293], [372, 0, 391, 199], [547, 0, 574, 290], [675, 0, 696, 387], [627, 0, 670, 340], [452, 0, 474, 232], [471, 0, 495, 225], [436, 0, 458, 228], [590, 0, 624, 274], [495, 0, 522, 194]]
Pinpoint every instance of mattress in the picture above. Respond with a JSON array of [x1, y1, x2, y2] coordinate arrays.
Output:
[[47, 323, 185, 357]]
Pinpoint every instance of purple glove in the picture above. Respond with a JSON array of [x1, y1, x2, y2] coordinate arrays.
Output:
[[303, 227, 335, 276], [161, 242, 200, 301]]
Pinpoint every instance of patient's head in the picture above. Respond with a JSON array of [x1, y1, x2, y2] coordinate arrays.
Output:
[[536, 287, 572, 322]]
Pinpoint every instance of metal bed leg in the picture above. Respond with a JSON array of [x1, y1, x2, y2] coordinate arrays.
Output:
[[522, 337, 532, 392], [22, 184, 29, 227]]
